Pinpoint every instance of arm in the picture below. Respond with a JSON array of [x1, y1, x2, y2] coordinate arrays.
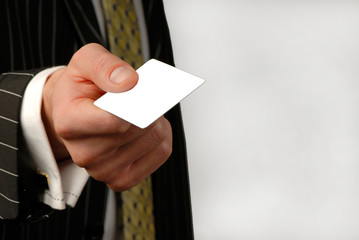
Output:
[[42, 43, 172, 191], [21, 66, 90, 210]]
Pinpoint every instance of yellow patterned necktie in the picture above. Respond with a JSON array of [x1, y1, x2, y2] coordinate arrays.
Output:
[[101, 1, 155, 239]]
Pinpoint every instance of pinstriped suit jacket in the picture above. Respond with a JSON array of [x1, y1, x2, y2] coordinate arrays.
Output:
[[0, 0, 194, 239]]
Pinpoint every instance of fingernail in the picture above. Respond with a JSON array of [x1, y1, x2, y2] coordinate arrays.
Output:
[[110, 66, 134, 84]]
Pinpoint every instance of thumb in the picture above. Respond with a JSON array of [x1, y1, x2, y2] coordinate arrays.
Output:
[[68, 43, 138, 93]]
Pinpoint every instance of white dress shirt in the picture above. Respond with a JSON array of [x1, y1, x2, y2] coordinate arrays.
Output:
[[20, 66, 89, 209]]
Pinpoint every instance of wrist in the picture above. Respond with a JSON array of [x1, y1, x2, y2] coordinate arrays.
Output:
[[42, 68, 70, 161]]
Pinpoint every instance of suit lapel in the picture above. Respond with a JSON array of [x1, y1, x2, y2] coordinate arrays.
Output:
[[142, 1, 195, 239]]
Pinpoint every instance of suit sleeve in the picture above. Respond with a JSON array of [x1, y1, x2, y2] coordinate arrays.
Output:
[[0, 70, 42, 220], [1, 68, 92, 222]]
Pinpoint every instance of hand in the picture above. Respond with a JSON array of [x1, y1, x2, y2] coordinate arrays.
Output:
[[41, 43, 172, 191]]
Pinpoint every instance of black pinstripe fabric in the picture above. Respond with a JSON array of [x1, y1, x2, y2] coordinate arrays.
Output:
[[0, 0, 194, 239], [143, 1, 194, 239], [0, 72, 33, 219], [0, 0, 107, 239]]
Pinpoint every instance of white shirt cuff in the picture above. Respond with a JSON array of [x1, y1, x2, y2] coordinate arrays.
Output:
[[20, 67, 89, 210]]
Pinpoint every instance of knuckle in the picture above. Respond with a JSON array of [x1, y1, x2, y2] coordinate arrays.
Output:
[[53, 117, 73, 139], [70, 43, 106, 69], [71, 44, 93, 64], [74, 158, 88, 168], [76, 43, 101, 56], [101, 115, 132, 134], [118, 120, 132, 133], [52, 106, 79, 139], [122, 175, 138, 191], [68, 145, 102, 169], [158, 138, 173, 161], [149, 118, 171, 146], [153, 120, 172, 161], [150, 127, 164, 146], [87, 170, 107, 184], [94, 53, 110, 74], [108, 175, 137, 192], [72, 153, 94, 168]]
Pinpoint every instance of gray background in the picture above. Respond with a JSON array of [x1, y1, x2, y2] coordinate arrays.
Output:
[[163, 1, 359, 239]]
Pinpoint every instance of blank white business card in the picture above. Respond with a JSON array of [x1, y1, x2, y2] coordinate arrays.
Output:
[[94, 59, 205, 128]]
